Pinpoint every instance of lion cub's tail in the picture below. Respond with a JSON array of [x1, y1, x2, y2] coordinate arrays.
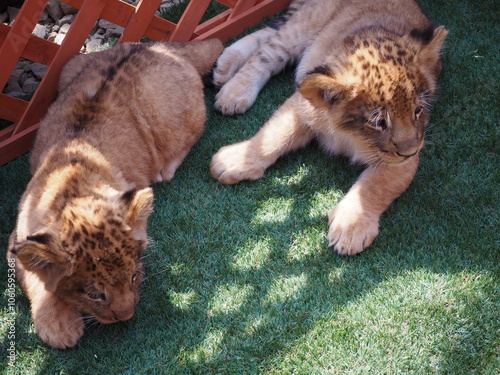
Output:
[[167, 39, 224, 76]]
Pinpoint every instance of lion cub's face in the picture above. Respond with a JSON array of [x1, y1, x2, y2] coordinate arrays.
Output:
[[13, 188, 153, 323], [299, 26, 448, 165]]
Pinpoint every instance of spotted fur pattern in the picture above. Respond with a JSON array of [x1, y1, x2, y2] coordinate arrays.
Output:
[[8, 39, 223, 348], [211, 0, 447, 255]]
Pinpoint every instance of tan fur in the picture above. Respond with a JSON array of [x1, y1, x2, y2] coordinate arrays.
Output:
[[8, 39, 223, 349], [210, 0, 447, 255]]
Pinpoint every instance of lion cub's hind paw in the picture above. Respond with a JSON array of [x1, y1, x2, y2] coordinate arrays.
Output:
[[213, 49, 247, 88]]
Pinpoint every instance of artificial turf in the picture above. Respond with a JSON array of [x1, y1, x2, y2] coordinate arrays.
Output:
[[0, 0, 498, 373]]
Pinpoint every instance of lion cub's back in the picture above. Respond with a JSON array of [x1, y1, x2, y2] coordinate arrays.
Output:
[[32, 42, 214, 185]]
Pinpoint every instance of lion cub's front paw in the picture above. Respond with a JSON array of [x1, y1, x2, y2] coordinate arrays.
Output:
[[327, 199, 379, 256], [214, 78, 260, 116], [34, 299, 84, 349], [210, 142, 266, 185]]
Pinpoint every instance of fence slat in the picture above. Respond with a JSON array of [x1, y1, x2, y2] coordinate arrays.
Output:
[[0, 0, 291, 165], [13, 0, 110, 135], [0, 0, 49, 90]]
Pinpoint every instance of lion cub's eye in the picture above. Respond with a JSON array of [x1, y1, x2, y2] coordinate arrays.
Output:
[[88, 292, 106, 301], [374, 119, 387, 130]]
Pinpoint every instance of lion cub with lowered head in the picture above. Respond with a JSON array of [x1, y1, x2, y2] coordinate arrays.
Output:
[[7, 39, 223, 348], [211, 0, 447, 255]]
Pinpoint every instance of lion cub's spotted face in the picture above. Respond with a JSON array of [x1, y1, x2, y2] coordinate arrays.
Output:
[[14, 188, 153, 324], [56, 198, 146, 323], [300, 26, 447, 165]]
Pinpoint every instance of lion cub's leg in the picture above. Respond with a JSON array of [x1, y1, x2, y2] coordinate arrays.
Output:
[[214, 27, 311, 116], [328, 157, 419, 255], [156, 146, 194, 182], [28, 282, 84, 349], [213, 27, 277, 88], [211, 93, 314, 184]]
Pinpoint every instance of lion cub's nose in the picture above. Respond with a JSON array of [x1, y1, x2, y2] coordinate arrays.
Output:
[[113, 308, 134, 321]]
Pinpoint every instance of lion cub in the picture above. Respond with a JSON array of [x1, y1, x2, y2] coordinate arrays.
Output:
[[211, 0, 447, 255], [8, 39, 223, 348]]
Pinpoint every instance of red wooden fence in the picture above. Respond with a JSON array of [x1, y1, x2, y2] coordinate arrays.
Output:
[[0, 0, 290, 166]]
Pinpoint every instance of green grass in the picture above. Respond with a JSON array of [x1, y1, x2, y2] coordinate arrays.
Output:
[[1, 0, 499, 373]]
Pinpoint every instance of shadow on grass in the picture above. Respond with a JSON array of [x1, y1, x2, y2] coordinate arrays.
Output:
[[1, 0, 499, 370]]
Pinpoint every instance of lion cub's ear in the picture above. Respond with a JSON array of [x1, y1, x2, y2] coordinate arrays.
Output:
[[299, 73, 355, 110], [121, 188, 154, 243], [414, 25, 448, 78], [13, 231, 72, 291]]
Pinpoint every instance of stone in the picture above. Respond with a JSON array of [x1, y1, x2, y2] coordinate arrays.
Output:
[[15, 60, 31, 71], [39, 10, 49, 22], [46, 0, 63, 22], [59, 23, 71, 34], [53, 33, 66, 45], [32, 24, 48, 39], [9, 69, 24, 83], [31, 63, 48, 80], [98, 19, 118, 30], [19, 72, 30, 86], [60, 3, 78, 15], [0, 12, 8, 24], [104, 26, 124, 39], [47, 31, 58, 42], [57, 14, 74, 27], [7, 6, 20, 24], [22, 77, 39, 93], [4, 81, 23, 95], [86, 37, 103, 52]]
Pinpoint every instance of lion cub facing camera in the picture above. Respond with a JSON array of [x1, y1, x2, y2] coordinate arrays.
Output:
[[7, 39, 223, 349], [211, 0, 447, 255]]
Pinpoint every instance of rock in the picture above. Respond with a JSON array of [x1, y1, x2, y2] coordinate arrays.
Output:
[[86, 37, 103, 52], [104, 26, 124, 39], [39, 10, 49, 22], [47, 31, 57, 42], [15, 60, 31, 71], [4, 81, 23, 95], [45, 0, 63, 22], [0, 12, 8, 24], [60, 3, 78, 15], [32, 24, 48, 39], [59, 23, 71, 34], [9, 69, 24, 83], [98, 19, 119, 30], [53, 33, 66, 45], [7, 6, 20, 24], [22, 77, 39, 93], [19, 72, 30, 86], [57, 14, 73, 27], [30, 63, 48, 80]]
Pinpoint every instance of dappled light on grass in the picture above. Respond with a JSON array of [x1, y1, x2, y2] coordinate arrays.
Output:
[[0, 0, 498, 372], [232, 239, 273, 271], [253, 197, 294, 223], [208, 284, 255, 316], [263, 273, 308, 304], [265, 269, 499, 373], [167, 290, 197, 311]]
